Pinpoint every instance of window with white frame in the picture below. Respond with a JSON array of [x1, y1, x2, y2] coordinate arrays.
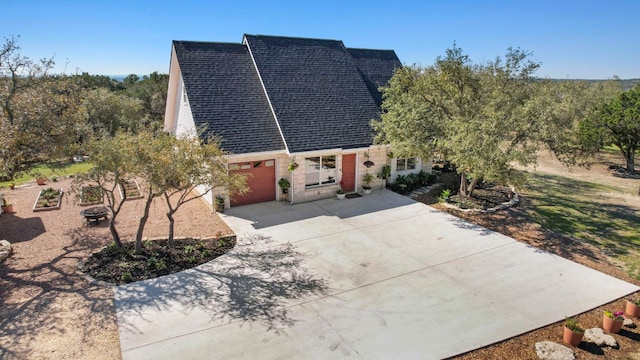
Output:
[[305, 155, 336, 187], [396, 158, 416, 171]]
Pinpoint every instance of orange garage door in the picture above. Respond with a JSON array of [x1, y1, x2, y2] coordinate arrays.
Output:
[[229, 159, 276, 206]]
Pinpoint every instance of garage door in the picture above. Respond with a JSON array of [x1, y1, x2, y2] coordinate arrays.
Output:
[[229, 159, 276, 206]]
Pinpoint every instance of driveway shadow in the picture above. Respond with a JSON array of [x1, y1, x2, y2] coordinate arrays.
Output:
[[114, 234, 328, 335]]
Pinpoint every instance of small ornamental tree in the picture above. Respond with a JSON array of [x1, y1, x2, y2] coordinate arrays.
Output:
[[75, 133, 138, 247], [154, 133, 247, 247]]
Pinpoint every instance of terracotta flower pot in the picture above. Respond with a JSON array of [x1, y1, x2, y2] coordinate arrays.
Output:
[[603, 314, 623, 333], [2, 205, 13, 214], [36, 178, 46, 185], [626, 301, 640, 318], [563, 326, 584, 346]]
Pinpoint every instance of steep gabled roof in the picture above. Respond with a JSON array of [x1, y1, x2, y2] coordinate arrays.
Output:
[[243, 34, 383, 153], [173, 40, 285, 154], [347, 48, 402, 107]]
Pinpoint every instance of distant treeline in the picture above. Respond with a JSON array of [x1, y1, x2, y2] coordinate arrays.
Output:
[[550, 78, 640, 91]]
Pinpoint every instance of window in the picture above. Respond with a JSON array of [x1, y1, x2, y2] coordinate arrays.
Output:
[[305, 155, 336, 187], [396, 158, 416, 171], [182, 87, 188, 104]]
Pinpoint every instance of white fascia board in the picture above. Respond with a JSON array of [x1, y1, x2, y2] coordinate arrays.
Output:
[[164, 45, 181, 133], [289, 148, 344, 157], [243, 35, 290, 154], [225, 150, 287, 161]]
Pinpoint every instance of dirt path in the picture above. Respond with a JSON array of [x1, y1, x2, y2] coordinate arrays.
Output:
[[0, 178, 231, 359]]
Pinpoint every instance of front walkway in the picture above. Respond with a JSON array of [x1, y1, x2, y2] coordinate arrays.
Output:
[[114, 189, 639, 359]]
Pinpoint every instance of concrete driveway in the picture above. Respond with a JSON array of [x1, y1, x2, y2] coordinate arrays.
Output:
[[114, 189, 639, 359]]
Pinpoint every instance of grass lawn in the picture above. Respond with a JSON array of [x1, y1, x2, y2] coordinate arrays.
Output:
[[523, 172, 640, 279], [1, 161, 93, 188]]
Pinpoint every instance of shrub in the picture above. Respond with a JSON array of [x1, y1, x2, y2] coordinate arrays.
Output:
[[120, 272, 133, 283], [438, 189, 451, 203]]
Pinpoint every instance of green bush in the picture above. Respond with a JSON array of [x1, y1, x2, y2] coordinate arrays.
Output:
[[120, 272, 133, 283]]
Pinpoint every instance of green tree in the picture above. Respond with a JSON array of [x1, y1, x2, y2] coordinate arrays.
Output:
[[0, 35, 62, 178], [158, 134, 247, 247], [77, 133, 139, 247], [131, 132, 247, 248], [82, 88, 144, 137], [579, 84, 639, 172], [374, 45, 597, 197], [121, 72, 168, 133]]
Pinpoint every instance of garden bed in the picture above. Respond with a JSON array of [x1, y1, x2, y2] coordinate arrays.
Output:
[[81, 235, 236, 285], [79, 185, 103, 206], [118, 179, 143, 200], [33, 187, 63, 211]]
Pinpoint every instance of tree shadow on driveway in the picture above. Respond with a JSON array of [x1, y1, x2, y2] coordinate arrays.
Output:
[[114, 234, 328, 338]]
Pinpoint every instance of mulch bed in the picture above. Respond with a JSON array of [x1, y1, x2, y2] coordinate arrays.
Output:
[[81, 235, 236, 285]]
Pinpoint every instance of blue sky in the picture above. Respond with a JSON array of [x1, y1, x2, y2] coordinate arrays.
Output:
[[2, 0, 638, 79]]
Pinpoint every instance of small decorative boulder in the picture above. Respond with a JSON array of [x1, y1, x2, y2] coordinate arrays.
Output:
[[624, 318, 636, 328], [583, 328, 618, 347], [535, 341, 576, 360], [0, 239, 12, 262]]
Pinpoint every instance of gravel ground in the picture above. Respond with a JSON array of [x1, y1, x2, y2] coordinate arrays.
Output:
[[0, 177, 231, 360]]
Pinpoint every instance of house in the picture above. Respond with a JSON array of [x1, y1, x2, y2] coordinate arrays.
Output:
[[164, 34, 429, 208]]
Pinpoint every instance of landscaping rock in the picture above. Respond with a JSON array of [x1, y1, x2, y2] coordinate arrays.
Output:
[[624, 318, 635, 328], [583, 328, 617, 347], [535, 341, 575, 360], [0, 239, 12, 262]]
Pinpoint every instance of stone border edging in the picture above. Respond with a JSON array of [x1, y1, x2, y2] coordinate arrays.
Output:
[[409, 183, 519, 213], [441, 188, 519, 213]]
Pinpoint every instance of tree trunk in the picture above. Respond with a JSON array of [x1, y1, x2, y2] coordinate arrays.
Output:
[[109, 218, 122, 248], [467, 177, 479, 198], [459, 172, 479, 197], [459, 172, 468, 197], [626, 149, 635, 173], [135, 192, 154, 254], [166, 211, 176, 248]]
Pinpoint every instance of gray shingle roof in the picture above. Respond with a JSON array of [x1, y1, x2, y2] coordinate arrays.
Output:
[[172, 35, 401, 155], [347, 48, 402, 107], [173, 41, 285, 154], [243, 34, 384, 153]]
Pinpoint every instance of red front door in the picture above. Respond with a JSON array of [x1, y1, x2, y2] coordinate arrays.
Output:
[[341, 154, 356, 193]]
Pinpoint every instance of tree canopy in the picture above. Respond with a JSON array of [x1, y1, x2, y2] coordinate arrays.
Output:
[[374, 45, 605, 196], [579, 84, 639, 172]]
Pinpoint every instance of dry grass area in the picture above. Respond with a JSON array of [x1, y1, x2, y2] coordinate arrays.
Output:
[[422, 150, 640, 359], [0, 177, 231, 360]]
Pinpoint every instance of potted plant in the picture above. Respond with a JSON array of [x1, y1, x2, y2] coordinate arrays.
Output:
[[336, 180, 346, 200], [626, 298, 640, 318], [287, 162, 299, 172], [362, 173, 374, 195], [1, 197, 13, 213], [563, 316, 584, 346], [9, 182, 15, 190], [603, 310, 625, 333], [215, 196, 225, 213], [278, 177, 290, 194], [31, 170, 46, 185]]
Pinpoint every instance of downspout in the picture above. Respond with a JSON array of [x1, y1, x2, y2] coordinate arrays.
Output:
[[290, 166, 295, 205]]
